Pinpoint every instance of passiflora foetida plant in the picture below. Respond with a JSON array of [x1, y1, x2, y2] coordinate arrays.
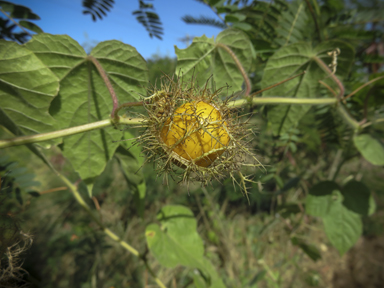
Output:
[[136, 75, 263, 192], [1, 0, 384, 286]]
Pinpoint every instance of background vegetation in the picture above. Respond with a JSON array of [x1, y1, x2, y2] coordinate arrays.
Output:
[[1, 0, 384, 287]]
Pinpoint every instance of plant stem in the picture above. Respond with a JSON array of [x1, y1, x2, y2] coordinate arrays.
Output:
[[361, 118, 384, 129], [336, 105, 360, 130], [313, 56, 344, 100], [43, 161, 166, 287], [0, 8, 32, 37], [342, 75, 384, 102], [250, 71, 306, 97], [87, 56, 119, 120], [230, 97, 337, 108], [216, 43, 252, 96], [0, 118, 143, 149]]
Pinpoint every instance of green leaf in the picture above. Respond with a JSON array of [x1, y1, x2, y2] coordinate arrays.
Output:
[[115, 145, 143, 186], [305, 181, 340, 217], [231, 22, 253, 31], [353, 133, 384, 166], [323, 191, 362, 255], [0, 1, 40, 20], [115, 137, 146, 217], [175, 28, 253, 95], [25, 34, 148, 189], [275, 1, 309, 46], [145, 205, 225, 288], [261, 40, 354, 135], [342, 180, 370, 216], [0, 40, 59, 136], [19, 20, 43, 34], [225, 13, 246, 23]]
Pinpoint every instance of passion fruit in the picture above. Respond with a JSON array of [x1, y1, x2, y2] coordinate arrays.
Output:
[[160, 101, 230, 167]]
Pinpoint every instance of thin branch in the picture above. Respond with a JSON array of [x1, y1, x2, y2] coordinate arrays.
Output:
[[0, 8, 32, 37], [230, 97, 337, 108], [87, 56, 119, 120], [342, 75, 384, 102], [249, 71, 306, 97], [114, 101, 144, 117], [361, 118, 384, 129], [313, 56, 344, 100], [216, 43, 252, 96], [319, 80, 337, 97], [0, 117, 143, 149], [52, 166, 166, 288]]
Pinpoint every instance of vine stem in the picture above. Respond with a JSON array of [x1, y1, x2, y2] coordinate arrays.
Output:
[[87, 56, 119, 120], [216, 43, 252, 96], [0, 118, 143, 149], [313, 56, 360, 130], [342, 75, 384, 102], [48, 163, 166, 288], [230, 97, 337, 108], [0, 98, 339, 149]]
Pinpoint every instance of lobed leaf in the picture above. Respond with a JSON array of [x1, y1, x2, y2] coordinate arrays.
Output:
[[175, 28, 253, 95], [145, 205, 225, 288], [323, 191, 362, 256], [25, 34, 148, 189], [0, 40, 59, 136], [261, 40, 354, 135]]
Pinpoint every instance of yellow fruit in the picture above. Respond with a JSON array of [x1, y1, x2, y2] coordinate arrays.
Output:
[[160, 101, 230, 167]]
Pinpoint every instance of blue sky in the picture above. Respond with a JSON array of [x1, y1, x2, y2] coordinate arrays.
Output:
[[9, 0, 224, 59]]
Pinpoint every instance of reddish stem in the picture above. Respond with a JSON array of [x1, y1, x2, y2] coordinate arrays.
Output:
[[87, 56, 119, 120], [216, 43, 251, 96]]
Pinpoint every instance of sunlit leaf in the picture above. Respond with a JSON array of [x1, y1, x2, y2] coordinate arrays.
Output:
[[175, 28, 253, 95], [261, 40, 354, 135], [0, 40, 59, 136], [25, 34, 148, 190]]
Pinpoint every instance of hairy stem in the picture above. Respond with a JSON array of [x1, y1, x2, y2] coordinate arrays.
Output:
[[230, 97, 337, 108], [0, 118, 143, 149], [87, 56, 119, 120], [216, 43, 251, 96], [0, 97, 339, 149]]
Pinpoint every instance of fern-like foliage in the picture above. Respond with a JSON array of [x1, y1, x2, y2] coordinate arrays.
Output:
[[237, 0, 288, 51], [0, 0, 43, 43], [133, 0, 163, 40], [82, 0, 114, 21], [275, 0, 311, 46], [182, 15, 227, 29]]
